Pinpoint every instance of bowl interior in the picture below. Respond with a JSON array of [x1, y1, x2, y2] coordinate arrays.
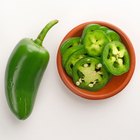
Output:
[[57, 21, 135, 99]]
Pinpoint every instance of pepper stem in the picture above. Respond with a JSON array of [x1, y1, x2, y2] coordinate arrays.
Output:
[[35, 19, 58, 46]]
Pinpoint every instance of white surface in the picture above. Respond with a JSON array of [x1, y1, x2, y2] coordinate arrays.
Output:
[[0, 0, 140, 140]]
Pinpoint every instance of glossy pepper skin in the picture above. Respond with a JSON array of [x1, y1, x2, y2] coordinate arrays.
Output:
[[5, 20, 58, 120], [60, 37, 81, 66], [81, 24, 101, 42], [64, 47, 87, 77], [83, 30, 109, 57], [102, 41, 130, 75], [72, 57, 109, 91]]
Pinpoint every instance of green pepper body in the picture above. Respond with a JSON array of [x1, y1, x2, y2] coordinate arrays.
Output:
[[5, 20, 58, 120]]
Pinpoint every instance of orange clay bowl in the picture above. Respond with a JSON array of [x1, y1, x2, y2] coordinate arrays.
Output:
[[57, 21, 135, 100]]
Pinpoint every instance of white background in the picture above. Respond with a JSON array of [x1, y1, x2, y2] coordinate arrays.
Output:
[[0, 0, 140, 140]]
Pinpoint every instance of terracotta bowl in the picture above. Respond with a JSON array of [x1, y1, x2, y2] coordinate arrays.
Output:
[[57, 21, 135, 100]]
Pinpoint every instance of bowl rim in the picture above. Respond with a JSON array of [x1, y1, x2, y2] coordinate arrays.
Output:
[[57, 21, 136, 100]]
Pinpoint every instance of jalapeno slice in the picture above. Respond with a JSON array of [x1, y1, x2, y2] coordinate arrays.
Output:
[[83, 30, 109, 57], [98, 26, 109, 32], [81, 24, 101, 43], [98, 26, 121, 42], [64, 48, 87, 77], [72, 57, 109, 91], [106, 30, 121, 42], [102, 41, 130, 75], [60, 37, 80, 54], [60, 37, 81, 66]]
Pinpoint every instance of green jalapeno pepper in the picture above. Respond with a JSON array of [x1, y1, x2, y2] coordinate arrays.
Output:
[[60, 37, 81, 66], [102, 41, 130, 75], [72, 57, 109, 91], [98, 26, 109, 32], [5, 20, 58, 120], [64, 48, 87, 77], [106, 30, 121, 42], [96, 25, 121, 42], [81, 24, 101, 43], [83, 30, 109, 57]]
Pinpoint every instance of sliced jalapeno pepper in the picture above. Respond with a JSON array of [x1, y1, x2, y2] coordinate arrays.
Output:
[[98, 26, 109, 32], [60, 37, 81, 66], [106, 30, 121, 42], [102, 41, 130, 75], [83, 30, 109, 57], [81, 24, 101, 42], [60, 37, 80, 54], [98, 26, 121, 42], [73, 57, 109, 91], [64, 48, 87, 77]]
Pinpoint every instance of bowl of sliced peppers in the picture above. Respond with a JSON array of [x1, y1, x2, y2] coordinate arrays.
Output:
[[57, 21, 135, 99]]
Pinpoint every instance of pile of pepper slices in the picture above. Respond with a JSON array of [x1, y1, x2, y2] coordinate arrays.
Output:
[[60, 24, 130, 91]]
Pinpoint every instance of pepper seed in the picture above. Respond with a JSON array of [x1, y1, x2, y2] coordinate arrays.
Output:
[[89, 83, 94, 87], [84, 64, 88, 67], [97, 71, 102, 75], [97, 63, 102, 68], [93, 81, 97, 85], [79, 78, 82, 83], [76, 81, 80, 86]]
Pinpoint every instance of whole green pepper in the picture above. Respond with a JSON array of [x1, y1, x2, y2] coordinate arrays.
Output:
[[5, 20, 58, 120]]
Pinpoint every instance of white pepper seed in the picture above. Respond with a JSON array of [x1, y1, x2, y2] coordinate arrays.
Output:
[[84, 64, 88, 67], [97, 63, 102, 68], [76, 81, 80, 86], [79, 78, 82, 83], [89, 83, 94, 87]]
